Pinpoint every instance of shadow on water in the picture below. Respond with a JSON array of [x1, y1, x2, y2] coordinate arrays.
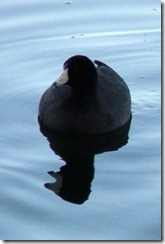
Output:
[[38, 115, 132, 205]]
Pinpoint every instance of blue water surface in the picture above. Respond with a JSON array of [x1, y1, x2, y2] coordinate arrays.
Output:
[[0, 0, 161, 240]]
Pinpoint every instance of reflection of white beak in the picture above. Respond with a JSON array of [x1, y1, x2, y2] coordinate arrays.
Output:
[[53, 68, 69, 87], [45, 172, 63, 195]]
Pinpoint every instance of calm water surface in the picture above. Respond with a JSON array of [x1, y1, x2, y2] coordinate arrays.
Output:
[[0, 0, 161, 240]]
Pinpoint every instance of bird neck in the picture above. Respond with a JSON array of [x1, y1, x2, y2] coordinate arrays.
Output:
[[72, 81, 97, 104]]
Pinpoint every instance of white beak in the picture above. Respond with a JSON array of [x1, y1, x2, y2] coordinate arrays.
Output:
[[53, 68, 69, 87]]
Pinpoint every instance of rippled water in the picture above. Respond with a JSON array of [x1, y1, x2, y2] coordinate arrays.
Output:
[[0, 0, 161, 240]]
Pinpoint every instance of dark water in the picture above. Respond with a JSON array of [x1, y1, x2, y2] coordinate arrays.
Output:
[[0, 0, 161, 240]]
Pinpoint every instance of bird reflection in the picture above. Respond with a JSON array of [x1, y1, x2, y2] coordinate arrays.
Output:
[[38, 115, 132, 204]]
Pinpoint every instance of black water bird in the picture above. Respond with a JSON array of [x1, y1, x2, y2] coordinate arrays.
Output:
[[39, 55, 131, 135]]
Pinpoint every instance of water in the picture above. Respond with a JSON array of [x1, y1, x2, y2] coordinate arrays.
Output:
[[0, 0, 161, 240]]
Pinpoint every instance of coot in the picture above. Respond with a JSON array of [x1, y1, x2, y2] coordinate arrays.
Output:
[[39, 55, 131, 135]]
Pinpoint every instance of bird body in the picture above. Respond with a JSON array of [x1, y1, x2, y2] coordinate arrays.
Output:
[[39, 55, 131, 135]]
